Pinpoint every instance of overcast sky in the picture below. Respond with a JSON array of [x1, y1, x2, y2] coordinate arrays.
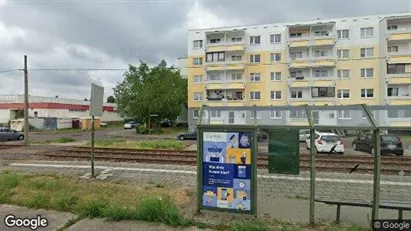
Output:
[[1, 0, 410, 100]]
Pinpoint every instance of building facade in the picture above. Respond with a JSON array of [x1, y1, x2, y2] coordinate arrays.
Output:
[[186, 12, 411, 131], [0, 95, 122, 124]]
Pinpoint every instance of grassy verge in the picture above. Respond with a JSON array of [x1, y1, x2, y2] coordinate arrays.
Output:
[[56, 137, 76, 143], [0, 171, 367, 231], [92, 139, 186, 150]]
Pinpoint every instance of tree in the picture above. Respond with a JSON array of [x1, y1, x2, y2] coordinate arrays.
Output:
[[113, 60, 187, 125], [106, 95, 116, 103]]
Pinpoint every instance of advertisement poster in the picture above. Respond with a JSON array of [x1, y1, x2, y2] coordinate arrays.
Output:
[[202, 131, 252, 211]]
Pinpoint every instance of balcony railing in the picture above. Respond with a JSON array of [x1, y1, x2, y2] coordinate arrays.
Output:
[[206, 41, 246, 47], [289, 34, 334, 41], [204, 60, 245, 66], [388, 28, 411, 34]]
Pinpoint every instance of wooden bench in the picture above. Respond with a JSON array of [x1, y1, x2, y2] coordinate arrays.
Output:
[[315, 198, 411, 222]]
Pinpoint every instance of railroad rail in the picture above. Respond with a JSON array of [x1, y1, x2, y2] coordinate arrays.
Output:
[[32, 147, 411, 175]]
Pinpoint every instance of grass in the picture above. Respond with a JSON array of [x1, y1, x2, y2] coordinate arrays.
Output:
[[56, 137, 76, 143], [92, 139, 186, 150], [160, 126, 188, 134]]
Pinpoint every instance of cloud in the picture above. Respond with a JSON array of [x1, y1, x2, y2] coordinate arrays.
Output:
[[1, 0, 411, 100]]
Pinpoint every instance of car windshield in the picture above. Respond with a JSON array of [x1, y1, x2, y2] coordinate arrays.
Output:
[[381, 135, 400, 143], [321, 135, 340, 142]]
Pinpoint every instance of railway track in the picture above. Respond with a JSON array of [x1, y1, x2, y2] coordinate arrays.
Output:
[[35, 147, 411, 175]]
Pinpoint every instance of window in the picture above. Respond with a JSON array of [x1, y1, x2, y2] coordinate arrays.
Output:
[[361, 89, 374, 98], [193, 58, 203, 65], [337, 89, 350, 99], [290, 90, 303, 99], [270, 34, 281, 43], [206, 52, 224, 62], [337, 69, 350, 79], [193, 92, 203, 101], [360, 27, 374, 37], [231, 73, 242, 80], [387, 64, 406, 74], [290, 32, 302, 38], [231, 37, 242, 42], [360, 48, 374, 57], [193, 75, 202, 83], [314, 50, 328, 57], [270, 72, 281, 81], [250, 111, 262, 119], [209, 74, 222, 81], [209, 38, 221, 44], [362, 110, 375, 119], [314, 30, 329, 36], [361, 68, 374, 78], [231, 55, 242, 61], [388, 46, 399, 53], [193, 40, 203, 49], [250, 36, 261, 45], [193, 110, 199, 118], [388, 25, 398, 31], [250, 91, 261, 100], [270, 91, 282, 100], [290, 71, 303, 78], [311, 87, 335, 98], [337, 29, 349, 39], [210, 111, 222, 118], [270, 110, 282, 119], [290, 110, 306, 118], [270, 53, 281, 62], [250, 54, 261, 63], [337, 49, 350, 59], [314, 69, 328, 78], [337, 110, 351, 119], [387, 87, 399, 97], [290, 52, 303, 59], [250, 73, 261, 82]]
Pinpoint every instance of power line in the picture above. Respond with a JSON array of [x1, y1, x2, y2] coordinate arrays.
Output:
[[0, 69, 23, 74], [26, 68, 128, 72]]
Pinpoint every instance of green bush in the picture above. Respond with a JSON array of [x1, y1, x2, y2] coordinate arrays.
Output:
[[136, 126, 149, 134], [76, 198, 109, 218], [153, 127, 163, 134], [135, 195, 183, 227]]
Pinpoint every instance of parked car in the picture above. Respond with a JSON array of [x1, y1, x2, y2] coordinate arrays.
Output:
[[299, 130, 320, 142], [352, 133, 404, 156], [124, 121, 140, 129], [100, 122, 108, 127], [257, 130, 268, 142], [0, 127, 24, 141], [177, 130, 197, 140], [306, 132, 344, 154]]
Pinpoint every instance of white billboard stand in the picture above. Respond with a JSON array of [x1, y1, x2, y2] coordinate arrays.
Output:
[[89, 83, 104, 177]]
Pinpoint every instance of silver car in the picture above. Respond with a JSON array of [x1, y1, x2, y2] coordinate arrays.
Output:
[[0, 127, 24, 141]]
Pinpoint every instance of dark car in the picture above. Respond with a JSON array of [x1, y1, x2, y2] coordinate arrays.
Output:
[[177, 131, 197, 140], [352, 133, 404, 156], [0, 127, 24, 141], [257, 130, 268, 142]]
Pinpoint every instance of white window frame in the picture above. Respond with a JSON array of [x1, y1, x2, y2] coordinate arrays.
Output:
[[337, 89, 350, 99], [360, 48, 374, 58], [193, 75, 202, 83], [361, 68, 374, 78], [290, 90, 303, 99], [314, 69, 328, 78], [249, 36, 261, 45], [231, 55, 242, 61], [193, 92, 203, 101], [250, 54, 261, 63], [270, 53, 281, 62], [270, 110, 282, 119], [337, 29, 349, 39], [361, 89, 374, 98], [270, 34, 281, 43], [387, 46, 399, 53], [388, 25, 398, 31], [337, 69, 350, 79], [314, 50, 328, 57], [210, 111, 222, 118], [387, 87, 399, 97], [231, 37, 242, 42], [290, 71, 303, 78], [231, 73, 242, 80], [270, 72, 281, 81], [360, 27, 374, 38], [270, 91, 282, 100], [193, 110, 199, 119], [250, 91, 261, 100], [337, 49, 350, 59], [250, 73, 261, 82], [290, 51, 303, 59], [250, 111, 262, 119], [193, 58, 203, 66], [337, 110, 351, 119], [193, 40, 203, 49]]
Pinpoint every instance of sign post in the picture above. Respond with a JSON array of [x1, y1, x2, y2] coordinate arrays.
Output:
[[89, 83, 104, 177], [197, 128, 257, 214]]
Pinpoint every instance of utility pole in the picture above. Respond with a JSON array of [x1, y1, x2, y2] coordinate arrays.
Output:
[[91, 115, 95, 177], [24, 55, 29, 145]]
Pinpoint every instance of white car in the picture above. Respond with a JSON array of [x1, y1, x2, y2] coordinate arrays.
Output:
[[306, 132, 344, 154], [124, 121, 139, 129], [299, 130, 320, 142]]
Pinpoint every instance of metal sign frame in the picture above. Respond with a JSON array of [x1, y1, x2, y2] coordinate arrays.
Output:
[[197, 125, 258, 215]]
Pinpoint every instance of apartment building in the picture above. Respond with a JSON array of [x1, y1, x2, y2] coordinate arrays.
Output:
[[187, 12, 411, 131]]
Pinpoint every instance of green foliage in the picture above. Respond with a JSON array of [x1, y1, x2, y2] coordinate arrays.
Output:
[[138, 140, 185, 150], [230, 220, 272, 231], [0, 172, 22, 203], [106, 95, 116, 103], [56, 137, 75, 143], [76, 198, 109, 218], [136, 126, 149, 134], [113, 60, 187, 125]]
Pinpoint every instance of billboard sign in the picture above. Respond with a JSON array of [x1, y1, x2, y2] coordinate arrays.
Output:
[[89, 83, 104, 117]]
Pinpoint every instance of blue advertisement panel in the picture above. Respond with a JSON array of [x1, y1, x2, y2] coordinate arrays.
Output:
[[202, 131, 253, 211]]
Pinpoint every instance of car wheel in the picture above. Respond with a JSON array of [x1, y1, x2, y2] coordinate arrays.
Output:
[[179, 135, 185, 140], [18, 135, 24, 140], [353, 143, 358, 151]]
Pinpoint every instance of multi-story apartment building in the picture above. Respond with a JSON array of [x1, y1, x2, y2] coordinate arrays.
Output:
[[186, 12, 411, 131]]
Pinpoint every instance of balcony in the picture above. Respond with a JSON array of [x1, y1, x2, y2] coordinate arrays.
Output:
[[288, 77, 335, 88], [205, 80, 246, 90], [206, 42, 246, 52], [387, 29, 411, 41], [289, 36, 336, 48], [287, 98, 335, 106], [387, 53, 411, 64], [386, 73, 411, 84], [288, 57, 336, 68], [206, 99, 246, 107], [385, 97, 411, 105], [205, 60, 245, 71]]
